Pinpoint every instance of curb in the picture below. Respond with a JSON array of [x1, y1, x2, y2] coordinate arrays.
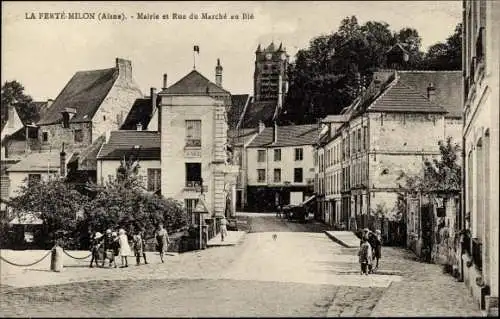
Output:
[[324, 231, 359, 248]]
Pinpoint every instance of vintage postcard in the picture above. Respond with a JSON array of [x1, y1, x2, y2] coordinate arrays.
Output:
[[1, 1, 498, 317]]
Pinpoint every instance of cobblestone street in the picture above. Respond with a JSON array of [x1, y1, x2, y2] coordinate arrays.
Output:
[[0, 214, 481, 317]]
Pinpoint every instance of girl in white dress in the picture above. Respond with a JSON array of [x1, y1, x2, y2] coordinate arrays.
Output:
[[118, 228, 132, 268]]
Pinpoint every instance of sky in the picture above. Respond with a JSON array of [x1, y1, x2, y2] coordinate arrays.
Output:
[[2, 1, 462, 100]]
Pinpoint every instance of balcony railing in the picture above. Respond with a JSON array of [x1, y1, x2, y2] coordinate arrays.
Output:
[[184, 181, 207, 192], [471, 237, 482, 271], [185, 139, 201, 148]]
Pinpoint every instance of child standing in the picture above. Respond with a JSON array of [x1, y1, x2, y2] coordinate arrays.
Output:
[[132, 230, 146, 265], [89, 232, 103, 268], [118, 228, 132, 268], [156, 224, 170, 263], [358, 237, 373, 275]]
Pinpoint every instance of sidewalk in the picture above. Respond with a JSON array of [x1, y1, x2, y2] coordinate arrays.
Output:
[[324, 230, 359, 248], [207, 231, 246, 247]]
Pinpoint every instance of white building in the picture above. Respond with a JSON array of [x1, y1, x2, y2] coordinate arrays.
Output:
[[462, 0, 499, 314], [246, 123, 318, 212]]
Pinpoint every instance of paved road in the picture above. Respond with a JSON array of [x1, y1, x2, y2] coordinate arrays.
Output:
[[0, 214, 481, 317]]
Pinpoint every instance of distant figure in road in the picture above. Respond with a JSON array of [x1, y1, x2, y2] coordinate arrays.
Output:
[[156, 223, 170, 263], [276, 206, 282, 218], [220, 217, 228, 242], [358, 237, 373, 275], [89, 232, 103, 268], [132, 230, 146, 266], [118, 228, 131, 267]]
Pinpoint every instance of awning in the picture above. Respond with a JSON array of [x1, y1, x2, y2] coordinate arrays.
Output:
[[9, 212, 43, 225], [300, 195, 317, 207]]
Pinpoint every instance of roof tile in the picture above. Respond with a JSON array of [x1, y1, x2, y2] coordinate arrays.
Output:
[[97, 131, 160, 160], [248, 124, 318, 148]]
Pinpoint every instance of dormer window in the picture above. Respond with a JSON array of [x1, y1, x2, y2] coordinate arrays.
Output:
[[61, 108, 76, 129]]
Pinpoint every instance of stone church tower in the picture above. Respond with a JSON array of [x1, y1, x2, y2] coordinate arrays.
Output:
[[253, 42, 289, 103]]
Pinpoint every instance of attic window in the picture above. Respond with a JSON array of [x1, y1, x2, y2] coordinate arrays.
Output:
[[83, 114, 88, 119]]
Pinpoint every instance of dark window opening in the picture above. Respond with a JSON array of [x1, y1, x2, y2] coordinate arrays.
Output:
[[42, 132, 48, 142], [186, 163, 202, 187], [74, 129, 84, 143], [294, 168, 303, 183]]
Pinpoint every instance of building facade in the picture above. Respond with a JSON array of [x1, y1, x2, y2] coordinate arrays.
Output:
[[246, 123, 317, 212], [315, 70, 463, 240], [462, 0, 499, 314], [36, 58, 142, 154], [158, 69, 238, 222]]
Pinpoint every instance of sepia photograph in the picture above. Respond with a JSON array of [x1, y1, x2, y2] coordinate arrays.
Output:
[[0, 0, 498, 317]]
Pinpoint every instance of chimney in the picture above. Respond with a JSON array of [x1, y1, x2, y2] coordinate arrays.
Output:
[[136, 123, 143, 131], [273, 122, 278, 144], [427, 83, 436, 102], [277, 75, 283, 109], [215, 58, 223, 87], [47, 99, 54, 108], [150, 87, 157, 110], [105, 130, 111, 143], [60, 142, 66, 177], [116, 58, 132, 80], [162, 73, 168, 90], [258, 121, 265, 133]]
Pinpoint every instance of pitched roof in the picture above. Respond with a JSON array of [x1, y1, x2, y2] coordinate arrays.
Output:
[[76, 135, 107, 170], [248, 124, 319, 148], [161, 70, 230, 95], [228, 127, 258, 146], [396, 71, 462, 118], [228, 94, 250, 130], [240, 100, 277, 129], [120, 98, 154, 130], [7, 151, 72, 172], [97, 131, 160, 160], [38, 68, 118, 125], [367, 79, 447, 114]]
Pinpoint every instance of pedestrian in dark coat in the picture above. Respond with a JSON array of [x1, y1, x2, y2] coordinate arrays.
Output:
[[371, 229, 382, 271], [89, 232, 103, 268]]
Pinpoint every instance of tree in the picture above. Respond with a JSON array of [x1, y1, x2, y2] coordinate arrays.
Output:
[[422, 23, 462, 70], [401, 137, 461, 194], [283, 19, 461, 123], [83, 158, 187, 239], [9, 176, 89, 247], [1, 80, 35, 129]]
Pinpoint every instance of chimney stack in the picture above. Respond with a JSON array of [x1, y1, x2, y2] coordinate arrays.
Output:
[[136, 123, 143, 131], [150, 87, 157, 110], [427, 83, 436, 102], [116, 58, 132, 80], [273, 122, 278, 144], [60, 142, 66, 177], [258, 121, 265, 133], [163, 73, 168, 90], [215, 58, 223, 87], [47, 99, 54, 108]]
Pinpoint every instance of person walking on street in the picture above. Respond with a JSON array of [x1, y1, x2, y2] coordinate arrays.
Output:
[[156, 223, 170, 263], [140, 228, 148, 264], [358, 237, 373, 275], [220, 216, 228, 242], [372, 229, 382, 272], [118, 228, 131, 268]]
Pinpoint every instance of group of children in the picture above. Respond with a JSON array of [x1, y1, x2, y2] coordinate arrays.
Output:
[[89, 223, 171, 268], [89, 228, 147, 268], [358, 228, 382, 275]]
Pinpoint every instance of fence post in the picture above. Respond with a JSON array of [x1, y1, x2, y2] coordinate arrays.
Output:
[[50, 245, 63, 272]]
